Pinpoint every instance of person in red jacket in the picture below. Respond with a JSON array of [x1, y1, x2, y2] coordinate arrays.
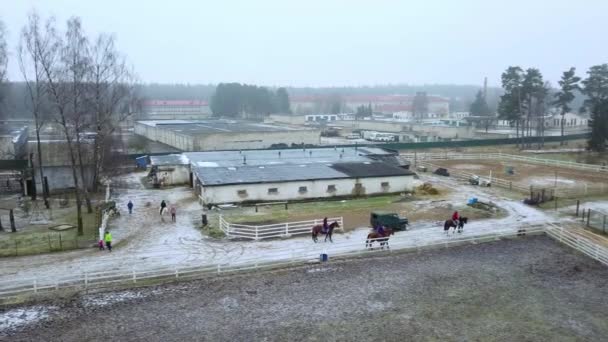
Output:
[[452, 211, 460, 225]]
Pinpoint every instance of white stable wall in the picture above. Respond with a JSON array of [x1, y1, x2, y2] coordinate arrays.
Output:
[[199, 175, 414, 204], [155, 165, 190, 185]]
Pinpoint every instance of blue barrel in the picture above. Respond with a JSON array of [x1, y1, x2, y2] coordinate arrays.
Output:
[[320, 253, 328, 262], [135, 156, 148, 169]]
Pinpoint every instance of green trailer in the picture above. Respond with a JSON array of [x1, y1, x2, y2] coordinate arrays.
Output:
[[370, 211, 409, 231]]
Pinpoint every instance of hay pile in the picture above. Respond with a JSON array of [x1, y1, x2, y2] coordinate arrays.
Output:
[[416, 182, 439, 195]]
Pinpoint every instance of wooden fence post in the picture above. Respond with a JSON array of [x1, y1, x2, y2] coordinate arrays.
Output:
[[575, 200, 580, 216], [603, 215, 607, 234], [9, 209, 16, 232], [554, 196, 558, 211], [587, 209, 591, 227], [0, 214, 3, 232], [582, 208, 586, 222]]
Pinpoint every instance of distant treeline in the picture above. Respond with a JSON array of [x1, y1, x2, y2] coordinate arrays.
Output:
[[2, 81, 586, 118]]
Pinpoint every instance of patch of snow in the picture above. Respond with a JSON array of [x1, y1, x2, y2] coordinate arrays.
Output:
[[527, 176, 576, 186], [0, 306, 57, 333], [179, 154, 191, 164], [522, 149, 585, 153], [197, 161, 219, 167], [82, 290, 160, 307], [449, 164, 487, 170]]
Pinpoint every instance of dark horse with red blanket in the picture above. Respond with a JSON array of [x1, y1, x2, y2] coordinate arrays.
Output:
[[312, 221, 340, 243], [443, 217, 468, 234], [366, 228, 395, 249]]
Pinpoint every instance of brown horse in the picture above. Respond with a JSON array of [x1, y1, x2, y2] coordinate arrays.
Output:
[[312, 221, 340, 243], [366, 228, 395, 249]]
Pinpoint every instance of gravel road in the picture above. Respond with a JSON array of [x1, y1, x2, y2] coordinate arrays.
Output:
[[3, 235, 608, 341]]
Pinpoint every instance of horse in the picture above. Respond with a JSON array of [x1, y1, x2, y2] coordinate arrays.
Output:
[[443, 217, 468, 234], [311, 221, 340, 243], [366, 228, 395, 249]]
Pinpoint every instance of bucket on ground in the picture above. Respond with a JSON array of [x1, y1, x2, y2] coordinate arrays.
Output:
[[320, 253, 328, 262]]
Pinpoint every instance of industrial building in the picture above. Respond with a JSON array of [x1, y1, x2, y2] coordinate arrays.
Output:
[[290, 94, 450, 116], [140, 100, 211, 120], [149, 147, 415, 205], [135, 119, 321, 151]]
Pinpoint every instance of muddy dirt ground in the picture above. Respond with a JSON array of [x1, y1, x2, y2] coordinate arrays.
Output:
[[4, 236, 608, 342], [432, 159, 608, 190]]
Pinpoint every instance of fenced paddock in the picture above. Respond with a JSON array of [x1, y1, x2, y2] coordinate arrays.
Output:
[[408, 152, 608, 199], [218, 216, 344, 240], [1, 223, 608, 304], [1, 224, 596, 303]]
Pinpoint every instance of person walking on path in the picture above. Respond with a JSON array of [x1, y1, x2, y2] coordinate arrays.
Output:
[[127, 200, 133, 214], [160, 200, 167, 215], [170, 206, 176, 222], [104, 231, 113, 252], [98, 239, 104, 251]]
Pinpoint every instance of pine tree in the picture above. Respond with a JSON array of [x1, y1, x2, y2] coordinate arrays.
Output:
[[553, 68, 580, 143], [498, 66, 524, 145], [581, 64, 608, 151]]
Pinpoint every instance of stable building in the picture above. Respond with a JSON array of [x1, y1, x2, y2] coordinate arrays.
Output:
[[194, 161, 415, 205], [134, 119, 321, 151], [147, 146, 415, 205]]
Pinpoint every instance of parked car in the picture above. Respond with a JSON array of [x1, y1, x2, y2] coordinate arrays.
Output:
[[434, 168, 450, 177], [370, 211, 409, 231]]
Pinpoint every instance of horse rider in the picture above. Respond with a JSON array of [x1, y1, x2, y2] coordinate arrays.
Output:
[[375, 223, 386, 237], [322, 217, 329, 234], [452, 211, 460, 226]]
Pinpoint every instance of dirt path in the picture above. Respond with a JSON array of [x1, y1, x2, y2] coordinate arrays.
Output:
[[4, 236, 608, 341]]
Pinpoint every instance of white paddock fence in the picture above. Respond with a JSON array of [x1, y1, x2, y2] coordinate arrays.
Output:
[[0, 225, 551, 301], [401, 152, 608, 173], [218, 216, 344, 240], [546, 224, 608, 266]]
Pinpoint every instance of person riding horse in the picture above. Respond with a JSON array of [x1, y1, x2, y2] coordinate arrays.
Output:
[[452, 211, 460, 227], [322, 217, 329, 234], [374, 223, 386, 237]]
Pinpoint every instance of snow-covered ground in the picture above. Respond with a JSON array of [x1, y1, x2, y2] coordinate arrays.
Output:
[[3, 171, 598, 336], [0, 173, 558, 295]]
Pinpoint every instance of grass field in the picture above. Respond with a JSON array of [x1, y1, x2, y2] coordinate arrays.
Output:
[[210, 187, 504, 234]]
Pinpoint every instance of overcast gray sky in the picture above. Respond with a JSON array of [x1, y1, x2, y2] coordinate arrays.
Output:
[[2, 0, 607, 87]]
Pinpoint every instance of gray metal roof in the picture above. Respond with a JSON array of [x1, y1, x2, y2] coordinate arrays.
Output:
[[195, 161, 412, 186], [183, 147, 395, 168], [137, 119, 314, 135], [150, 154, 189, 166], [0, 125, 27, 140], [330, 162, 414, 178]]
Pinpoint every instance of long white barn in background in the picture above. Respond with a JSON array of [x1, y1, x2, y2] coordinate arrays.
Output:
[[149, 147, 415, 205]]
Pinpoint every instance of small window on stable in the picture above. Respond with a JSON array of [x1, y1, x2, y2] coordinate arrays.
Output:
[[327, 185, 336, 192], [381, 182, 390, 188], [268, 188, 279, 195], [298, 186, 308, 193], [237, 189, 248, 196]]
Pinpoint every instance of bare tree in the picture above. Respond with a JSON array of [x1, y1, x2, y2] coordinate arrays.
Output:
[[63, 17, 94, 213], [0, 19, 8, 118], [36, 17, 86, 235], [17, 12, 52, 207], [87, 33, 137, 190]]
